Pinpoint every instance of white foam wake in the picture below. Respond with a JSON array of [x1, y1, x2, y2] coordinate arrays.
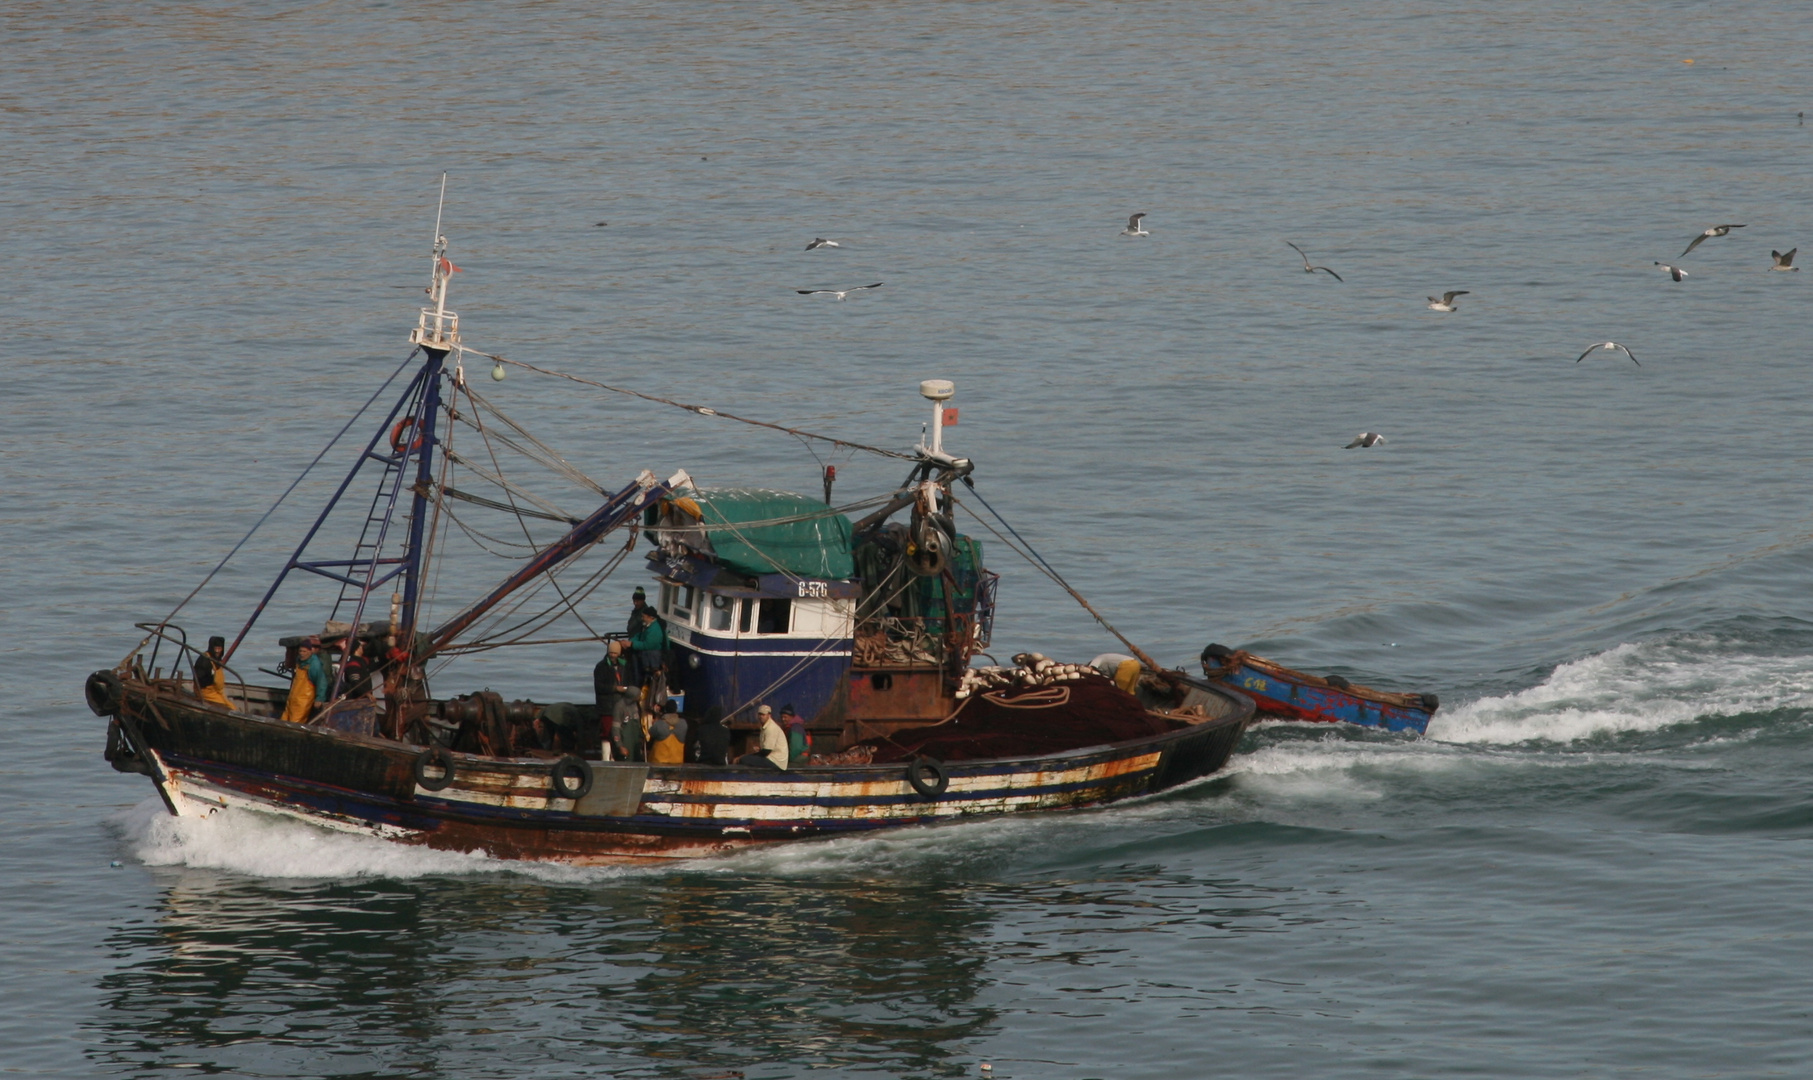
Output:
[[110, 798, 629, 883], [1431, 638, 1813, 745]]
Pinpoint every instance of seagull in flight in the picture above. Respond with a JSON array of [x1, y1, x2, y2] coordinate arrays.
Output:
[[1344, 432, 1386, 449], [1654, 261, 1689, 282], [1427, 291, 1470, 312], [1771, 248, 1799, 271], [1121, 213, 1150, 237], [1681, 224, 1745, 257], [797, 283, 884, 300], [1576, 342, 1640, 366], [1286, 242, 1343, 281], [805, 238, 840, 250]]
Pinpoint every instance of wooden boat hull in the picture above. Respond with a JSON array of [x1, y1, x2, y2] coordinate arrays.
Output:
[[1206, 653, 1436, 734], [105, 678, 1252, 864]]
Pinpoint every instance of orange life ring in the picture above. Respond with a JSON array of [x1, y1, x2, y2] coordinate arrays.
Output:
[[390, 417, 424, 455]]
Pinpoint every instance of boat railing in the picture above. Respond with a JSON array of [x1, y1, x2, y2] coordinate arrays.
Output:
[[132, 621, 247, 691], [409, 305, 460, 350]]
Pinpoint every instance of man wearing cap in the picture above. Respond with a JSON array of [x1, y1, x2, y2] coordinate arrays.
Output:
[[280, 637, 330, 724], [193, 635, 231, 708], [626, 586, 653, 636], [628, 608, 669, 700], [756, 704, 790, 770], [780, 704, 809, 766]]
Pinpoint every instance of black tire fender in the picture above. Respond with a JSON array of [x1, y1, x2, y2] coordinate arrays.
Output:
[[550, 755, 594, 801], [1419, 693, 1440, 713], [1325, 675, 1352, 690], [906, 756, 950, 799], [86, 670, 125, 717], [413, 746, 457, 791]]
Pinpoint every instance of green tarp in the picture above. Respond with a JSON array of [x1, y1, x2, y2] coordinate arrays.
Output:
[[689, 489, 854, 580]]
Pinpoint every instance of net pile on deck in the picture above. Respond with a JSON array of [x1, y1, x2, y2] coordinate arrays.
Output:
[[865, 655, 1176, 764]]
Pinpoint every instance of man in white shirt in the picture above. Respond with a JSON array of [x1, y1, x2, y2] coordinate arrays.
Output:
[[755, 703, 790, 770]]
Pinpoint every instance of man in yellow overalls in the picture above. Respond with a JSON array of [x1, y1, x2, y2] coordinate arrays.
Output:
[[193, 635, 231, 708], [281, 637, 328, 724], [647, 703, 688, 764]]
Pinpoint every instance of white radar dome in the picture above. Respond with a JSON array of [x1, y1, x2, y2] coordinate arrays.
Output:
[[919, 379, 955, 401]]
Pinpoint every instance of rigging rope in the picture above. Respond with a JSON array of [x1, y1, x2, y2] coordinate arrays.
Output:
[[952, 487, 1166, 674], [147, 350, 421, 641], [461, 380, 606, 642], [458, 347, 917, 461]]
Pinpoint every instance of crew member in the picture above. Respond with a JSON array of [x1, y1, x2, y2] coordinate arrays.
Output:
[[759, 704, 790, 769], [648, 702, 688, 764], [780, 704, 808, 765], [193, 635, 231, 708], [628, 608, 669, 700], [694, 706, 731, 766], [340, 638, 376, 698], [594, 639, 635, 758], [626, 586, 653, 635], [281, 636, 328, 723]]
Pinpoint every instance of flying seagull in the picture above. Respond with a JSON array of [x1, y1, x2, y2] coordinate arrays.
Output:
[[1576, 342, 1640, 366], [1771, 248, 1799, 271], [1286, 242, 1343, 281], [1121, 213, 1150, 237], [797, 283, 884, 300], [1344, 432, 1386, 449], [1427, 291, 1470, 312], [805, 238, 840, 250], [1681, 224, 1745, 258], [1654, 261, 1689, 281]]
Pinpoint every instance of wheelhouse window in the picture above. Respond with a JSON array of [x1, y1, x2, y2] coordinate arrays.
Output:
[[756, 597, 792, 634], [663, 583, 696, 623], [738, 598, 753, 634], [709, 592, 735, 631]]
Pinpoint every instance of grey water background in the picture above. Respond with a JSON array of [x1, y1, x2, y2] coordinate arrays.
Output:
[[6, 1, 1813, 1075]]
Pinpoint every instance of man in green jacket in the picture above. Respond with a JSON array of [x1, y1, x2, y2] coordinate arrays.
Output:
[[628, 609, 668, 700]]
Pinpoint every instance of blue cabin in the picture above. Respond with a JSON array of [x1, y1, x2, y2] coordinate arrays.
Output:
[[645, 482, 996, 736]]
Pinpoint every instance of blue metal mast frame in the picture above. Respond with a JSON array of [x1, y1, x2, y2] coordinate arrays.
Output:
[[227, 355, 443, 663]]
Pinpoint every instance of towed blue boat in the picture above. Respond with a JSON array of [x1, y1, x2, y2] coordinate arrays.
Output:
[[1198, 644, 1439, 734]]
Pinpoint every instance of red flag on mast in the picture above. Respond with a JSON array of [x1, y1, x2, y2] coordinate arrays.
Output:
[[439, 257, 462, 274]]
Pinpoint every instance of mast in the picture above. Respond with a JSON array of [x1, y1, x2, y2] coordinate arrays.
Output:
[[399, 184, 460, 645]]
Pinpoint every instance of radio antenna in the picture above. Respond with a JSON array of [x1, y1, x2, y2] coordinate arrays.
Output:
[[427, 172, 448, 285]]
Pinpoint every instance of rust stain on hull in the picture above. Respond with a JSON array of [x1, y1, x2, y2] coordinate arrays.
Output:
[[114, 681, 1251, 865]]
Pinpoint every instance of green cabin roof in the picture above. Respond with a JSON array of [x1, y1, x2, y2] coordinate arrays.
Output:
[[687, 488, 854, 580]]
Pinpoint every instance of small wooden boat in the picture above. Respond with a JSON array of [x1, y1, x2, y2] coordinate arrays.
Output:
[[85, 216, 1252, 865], [1198, 643, 1438, 734]]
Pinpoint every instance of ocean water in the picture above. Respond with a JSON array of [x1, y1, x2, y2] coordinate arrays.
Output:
[[6, 2, 1813, 1076]]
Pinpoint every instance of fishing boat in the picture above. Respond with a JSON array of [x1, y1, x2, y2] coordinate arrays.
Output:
[[85, 210, 1252, 864], [1198, 643, 1438, 734]]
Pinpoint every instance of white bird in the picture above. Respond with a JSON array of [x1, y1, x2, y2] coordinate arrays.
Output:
[[1121, 213, 1150, 237], [1344, 432, 1386, 449], [1286, 242, 1343, 281], [1654, 261, 1688, 282], [1575, 342, 1639, 366], [1427, 290, 1469, 312], [1771, 248, 1798, 271], [805, 238, 840, 251], [1681, 224, 1745, 257], [796, 283, 884, 300]]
